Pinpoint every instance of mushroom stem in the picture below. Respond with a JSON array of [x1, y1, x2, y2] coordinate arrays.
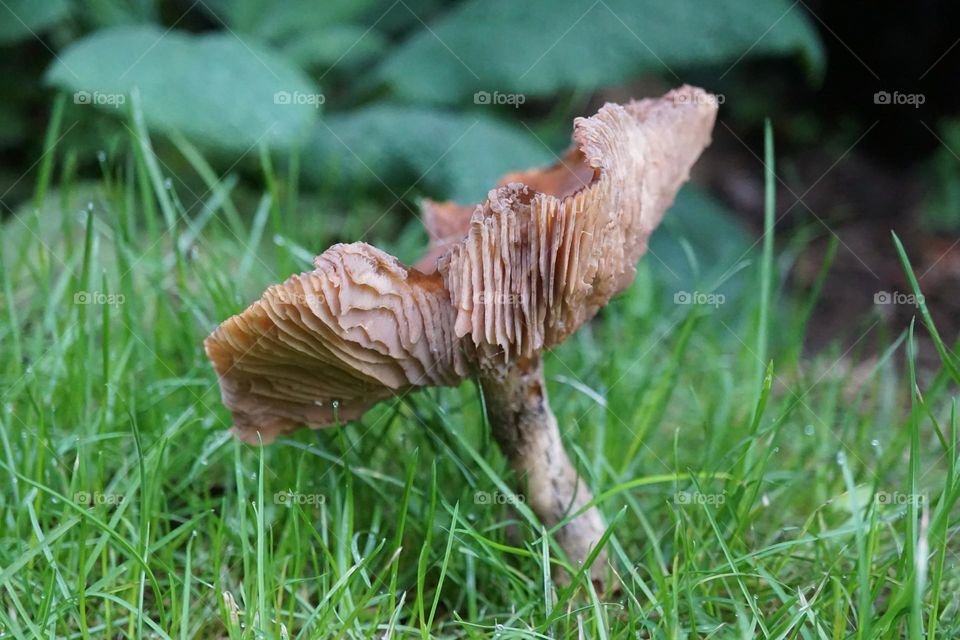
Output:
[[479, 355, 608, 588]]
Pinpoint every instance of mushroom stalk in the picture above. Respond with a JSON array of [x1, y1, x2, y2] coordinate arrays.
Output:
[[479, 355, 608, 587]]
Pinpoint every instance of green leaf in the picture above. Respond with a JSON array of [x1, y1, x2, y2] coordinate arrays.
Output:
[[45, 26, 320, 152], [279, 25, 386, 71], [0, 0, 70, 45], [200, 0, 385, 73], [304, 104, 551, 203], [648, 185, 753, 295], [378, 0, 824, 104], [203, 0, 376, 41]]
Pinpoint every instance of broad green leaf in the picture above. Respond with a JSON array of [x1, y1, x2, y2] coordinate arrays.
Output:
[[279, 25, 386, 71], [304, 104, 551, 203], [202, 0, 377, 41], [45, 26, 320, 152], [0, 0, 70, 45], [252, 0, 379, 42], [201, 0, 385, 72], [366, 0, 450, 37], [649, 185, 753, 297], [378, 0, 824, 104]]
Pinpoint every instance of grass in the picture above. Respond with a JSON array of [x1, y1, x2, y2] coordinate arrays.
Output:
[[1, 99, 959, 639]]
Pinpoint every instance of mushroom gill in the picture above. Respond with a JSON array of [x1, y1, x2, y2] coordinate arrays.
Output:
[[204, 242, 469, 443], [436, 86, 718, 362]]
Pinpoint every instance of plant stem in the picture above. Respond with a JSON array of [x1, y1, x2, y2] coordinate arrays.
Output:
[[479, 355, 608, 589]]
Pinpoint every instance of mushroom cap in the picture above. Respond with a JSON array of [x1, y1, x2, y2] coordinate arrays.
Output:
[[437, 85, 717, 362], [204, 242, 469, 443], [205, 86, 717, 439]]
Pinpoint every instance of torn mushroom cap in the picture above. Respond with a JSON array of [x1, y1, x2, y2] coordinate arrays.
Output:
[[204, 242, 469, 443], [205, 86, 717, 439], [435, 85, 718, 362]]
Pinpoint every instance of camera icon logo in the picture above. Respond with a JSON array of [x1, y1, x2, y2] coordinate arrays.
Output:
[[74, 91, 92, 105], [74, 491, 91, 505], [274, 91, 292, 105], [874, 91, 891, 105], [74, 291, 91, 304], [474, 91, 491, 105], [873, 291, 892, 304], [674, 291, 692, 305]]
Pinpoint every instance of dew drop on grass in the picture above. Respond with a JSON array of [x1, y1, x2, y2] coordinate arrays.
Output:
[[871, 439, 881, 448], [86, 202, 94, 211], [97, 150, 106, 163], [163, 178, 173, 190], [804, 424, 815, 436], [836, 450, 847, 465]]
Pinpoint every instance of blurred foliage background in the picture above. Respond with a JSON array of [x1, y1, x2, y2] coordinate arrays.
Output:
[[1, 0, 959, 346]]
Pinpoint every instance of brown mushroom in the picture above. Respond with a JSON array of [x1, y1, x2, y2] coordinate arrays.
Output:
[[204, 242, 470, 442], [205, 86, 717, 589]]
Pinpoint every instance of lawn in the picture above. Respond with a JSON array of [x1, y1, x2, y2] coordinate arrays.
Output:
[[1, 96, 958, 639]]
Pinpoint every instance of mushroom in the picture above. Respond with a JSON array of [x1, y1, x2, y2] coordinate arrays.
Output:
[[205, 86, 717, 589]]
